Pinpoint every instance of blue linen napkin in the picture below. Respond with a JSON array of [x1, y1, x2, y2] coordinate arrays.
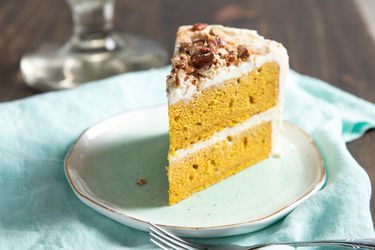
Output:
[[0, 67, 374, 249]]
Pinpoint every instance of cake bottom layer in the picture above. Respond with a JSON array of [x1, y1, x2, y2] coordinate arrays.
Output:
[[168, 122, 272, 205]]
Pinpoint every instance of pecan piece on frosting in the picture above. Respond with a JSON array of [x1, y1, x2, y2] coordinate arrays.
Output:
[[191, 23, 208, 31], [191, 52, 214, 69], [178, 42, 190, 53], [237, 45, 250, 59], [190, 46, 215, 69], [207, 38, 218, 50], [225, 53, 236, 66], [194, 46, 212, 55], [185, 65, 195, 74]]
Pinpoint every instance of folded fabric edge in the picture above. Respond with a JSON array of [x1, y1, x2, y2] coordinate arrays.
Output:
[[289, 70, 375, 142]]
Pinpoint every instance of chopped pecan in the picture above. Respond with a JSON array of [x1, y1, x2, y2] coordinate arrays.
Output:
[[170, 24, 254, 83], [237, 45, 250, 59], [207, 38, 218, 49], [194, 46, 212, 55], [178, 42, 190, 53], [188, 45, 209, 56], [185, 65, 195, 74], [191, 51, 214, 69], [191, 46, 215, 69], [175, 76, 180, 86], [166, 74, 174, 85], [191, 23, 208, 31], [225, 53, 236, 66]]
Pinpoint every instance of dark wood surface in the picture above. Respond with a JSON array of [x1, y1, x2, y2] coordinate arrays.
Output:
[[1, 0, 375, 219]]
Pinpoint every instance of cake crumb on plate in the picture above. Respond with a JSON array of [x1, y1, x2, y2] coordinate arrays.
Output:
[[136, 178, 146, 185]]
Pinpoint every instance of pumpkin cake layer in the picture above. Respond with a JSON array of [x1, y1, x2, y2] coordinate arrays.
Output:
[[168, 121, 272, 205], [168, 61, 279, 156], [166, 24, 289, 205]]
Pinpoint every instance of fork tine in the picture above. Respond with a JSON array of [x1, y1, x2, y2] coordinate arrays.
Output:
[[150, 231, 185, 250], [150, 238, 172, 250], [149, 227, 193, 250], [149, 222, 199, 249]]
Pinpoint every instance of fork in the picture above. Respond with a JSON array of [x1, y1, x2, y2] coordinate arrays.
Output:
[[149, 223, 375, 250]]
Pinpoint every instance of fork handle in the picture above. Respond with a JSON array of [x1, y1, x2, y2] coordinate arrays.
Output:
[[253, 238, 375, 249]]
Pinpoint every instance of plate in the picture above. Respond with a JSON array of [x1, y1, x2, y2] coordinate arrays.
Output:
[[65, 105, 325, 238]]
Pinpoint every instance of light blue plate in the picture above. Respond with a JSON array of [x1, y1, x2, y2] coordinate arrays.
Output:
[[65, 105, 325, 238]]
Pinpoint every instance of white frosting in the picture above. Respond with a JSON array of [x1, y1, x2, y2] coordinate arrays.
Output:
[[167, 25, 289, 105], [168, 61, 253, 104], [170, 106, 281, 162]]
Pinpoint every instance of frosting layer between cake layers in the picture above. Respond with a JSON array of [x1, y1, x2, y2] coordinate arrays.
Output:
[[170, 105, 281, 163]]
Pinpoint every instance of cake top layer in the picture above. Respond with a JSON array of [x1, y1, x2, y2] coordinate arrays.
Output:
[[167, 24, 288, 104]]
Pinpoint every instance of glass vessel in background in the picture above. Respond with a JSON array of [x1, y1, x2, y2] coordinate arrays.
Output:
[[21, 0, 167, 91]]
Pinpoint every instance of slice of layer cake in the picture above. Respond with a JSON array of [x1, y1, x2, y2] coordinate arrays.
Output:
[[166, 23, 289, 205]]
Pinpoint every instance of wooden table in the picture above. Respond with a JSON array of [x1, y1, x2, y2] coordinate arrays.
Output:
[[1, 0, 375, 219]]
